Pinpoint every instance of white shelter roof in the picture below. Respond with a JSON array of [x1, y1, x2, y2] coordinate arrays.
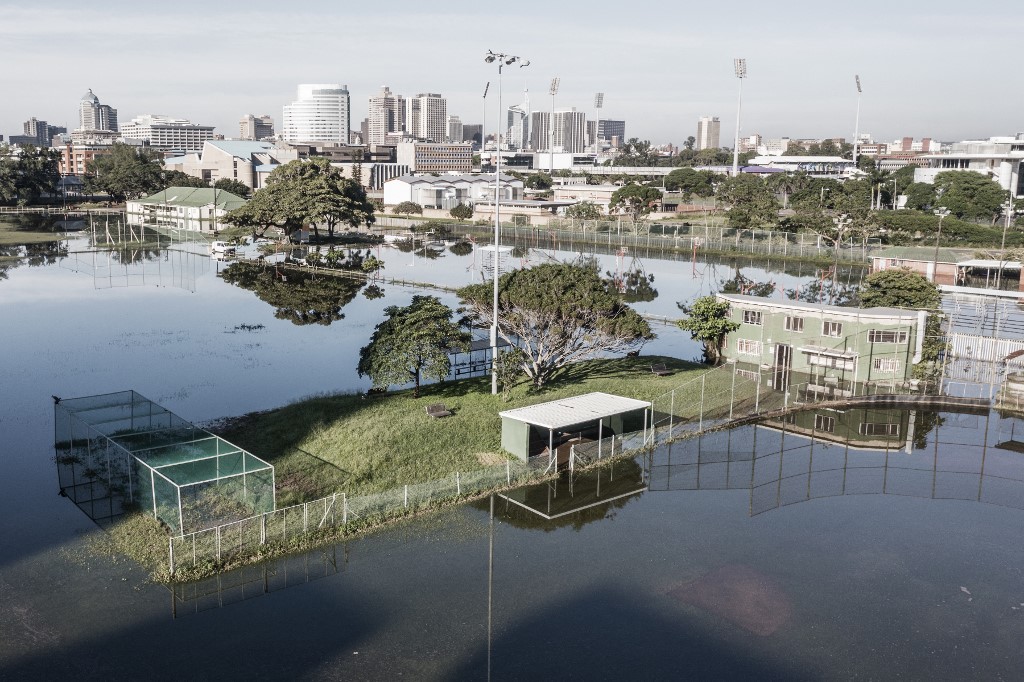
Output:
[[957, 259, 1022, 270], [499, 392, 651, 431]]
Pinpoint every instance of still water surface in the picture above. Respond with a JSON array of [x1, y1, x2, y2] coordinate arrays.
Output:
[[4, 233, 1021, 680]]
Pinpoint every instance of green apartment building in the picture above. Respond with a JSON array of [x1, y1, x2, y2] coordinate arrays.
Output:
[[717, 293, 927, 397]]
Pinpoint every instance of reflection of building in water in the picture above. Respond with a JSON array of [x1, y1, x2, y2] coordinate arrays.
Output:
[[61, 219, 210, 292], [647, 405, 1024, 516], [126, 186, 248, 233]]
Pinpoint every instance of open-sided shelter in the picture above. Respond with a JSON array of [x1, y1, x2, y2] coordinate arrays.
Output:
[[499, 392, 652, 466]]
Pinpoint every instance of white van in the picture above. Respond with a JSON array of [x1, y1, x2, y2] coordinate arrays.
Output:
[[211, 241, 236, 255]]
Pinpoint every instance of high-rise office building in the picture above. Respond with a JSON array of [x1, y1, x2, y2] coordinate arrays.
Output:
[[282, 84, 350, 143], [405, 93, 447, 142], [506, 104, 529, 151], [239, 114, 274, 140], [17, 118, 65, 147], [696, 116, 721, 150], [446, 115, 464, 144], [552, 109, 586, 154], [462, 124, 482, 146], [368, 86, 406, 144], [529, 111, 550, 151], [78, 89, 118, 132]]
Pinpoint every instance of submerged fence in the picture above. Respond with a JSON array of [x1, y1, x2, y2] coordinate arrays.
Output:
[[168, 457, 545, 575]]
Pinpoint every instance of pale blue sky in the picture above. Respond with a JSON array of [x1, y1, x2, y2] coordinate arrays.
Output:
[[2, 0, 1021, 146]]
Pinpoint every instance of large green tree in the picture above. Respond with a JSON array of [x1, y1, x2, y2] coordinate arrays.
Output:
[[676, 296, 740, 365], [859, 268, 943, 380], [933, 170, 1007, 222], [564, 201, 602, 221], [614, 138, 660, 167], [213, 178, 252, 199], [457, 263, 653, 388], [162, 170, 208, 189], [0, 145, 61, 206], [357, 295, 471, 397], [715, 174, 779, 228], [609, 183, 662, 231], [84, 143, 163, 202], [663, 168, 719, 199]]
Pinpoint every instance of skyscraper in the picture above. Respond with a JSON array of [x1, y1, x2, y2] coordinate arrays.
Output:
[[506, 105, 529, 151], [552, 109, 586, 154], [696, 116, 721, 150], [405, 93, 447, 142], [446, 115, 464, 144], [282, 84, 350, 143], [368, 86, 404, 144], [78, 89, 118, 132], [529, 111, 550, 151]]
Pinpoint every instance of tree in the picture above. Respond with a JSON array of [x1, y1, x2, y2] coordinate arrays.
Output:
[[564, 201, 602, 221], [614, 138, 660, 167], [213, 178, 252, 199], [715, 174, 779, 228], [449, 203, 473, 221], [859, 268, 943, 380], [684, 136, 696, 151], [609, 183, 662, 231], [664, 168, 719, 199], [162, 170, 208, 189], [933, 171, 1007, 222], [393, 201, 423, 215], [903, 182, 936, 211], [676, 296, 740, 365], [357, 295, 470, 397], [524, 172, 552, 190], [221, 261, 363, 326], [0, 144, 61, 206], [84, 143, 163, 202], [457, 263, 653, 388]]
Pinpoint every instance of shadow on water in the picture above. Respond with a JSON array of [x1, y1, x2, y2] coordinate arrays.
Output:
[[220, 261, 365, 326]]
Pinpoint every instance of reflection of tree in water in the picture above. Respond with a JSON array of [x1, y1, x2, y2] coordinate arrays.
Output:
[[477, 458, 645, 532], [107, 244, 164, 265], [719, 266, 775, 298], [24, 240, 69, 267], [606, 267, 658, 302], [449, 241, 473, 257], [221, 261, 364, 326], [0, 244, 22, 281], [2, 213, 63, 233], [785, 271, 859, 306], [363, 283, 385, 300], [912, 410, 944, 450]]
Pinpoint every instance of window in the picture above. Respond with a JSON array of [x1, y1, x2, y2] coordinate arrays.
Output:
[[737, 339, 762, 355], [872, 358, 901, 373], [808, 354, 855, 371], [859, 422, 900, 436], [823, 321, 843, 337], [785, 316, 804, 332], [743, 310, 762, 325], [814, 414, 835, 432], [868, 330, 909, 344]]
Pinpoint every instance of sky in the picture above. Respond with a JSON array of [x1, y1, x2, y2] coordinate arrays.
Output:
[[2, 0, 1022, 147]]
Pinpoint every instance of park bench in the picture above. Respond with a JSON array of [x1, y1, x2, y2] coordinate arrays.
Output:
[[650, 363, 673, 377], [425, 403, 453, 418]]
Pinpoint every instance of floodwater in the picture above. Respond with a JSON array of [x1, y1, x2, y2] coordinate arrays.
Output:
[[7, 228, 1024, 679]]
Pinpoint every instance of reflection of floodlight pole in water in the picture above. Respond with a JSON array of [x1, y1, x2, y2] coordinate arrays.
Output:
[[487, 493, 494, 682]]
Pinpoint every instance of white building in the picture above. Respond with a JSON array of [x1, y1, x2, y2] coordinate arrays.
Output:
[[383, 173, 524, 209], [552, 109, 586, 154], [282, 84, 351, 144], [162, 140, 299, 190], [239, 114, 274, 140], [757, 137, 791, 156], [126, 187, 248, 232], [119, 114, 214, 152], [506, 105, 529, 151], [446, 115, 464, 144], [914, 134, 1024, 198], [404, 93, 447, 142], [396, 142, 473, 173], [696, 116, 720, 150], [746, 155, 855, 177]]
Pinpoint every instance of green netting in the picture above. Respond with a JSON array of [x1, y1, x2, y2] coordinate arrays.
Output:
[[56, 390, 275, 535]]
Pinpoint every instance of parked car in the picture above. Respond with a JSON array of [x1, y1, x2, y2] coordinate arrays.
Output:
[[211, 241, 236, 255]]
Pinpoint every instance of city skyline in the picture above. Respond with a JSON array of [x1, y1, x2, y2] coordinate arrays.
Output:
[[2, 0, 1021, 147]]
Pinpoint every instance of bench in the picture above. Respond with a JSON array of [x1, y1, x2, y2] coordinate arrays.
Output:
[[425, 403, 453, 418], [650, 363, 673, 377]]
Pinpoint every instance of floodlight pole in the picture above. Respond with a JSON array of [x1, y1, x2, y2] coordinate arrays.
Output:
[[732, 59, 747, 177], [486, 50, 530, 395], [549, 77, 560, 175], [853, 75, 863, 168], [998, 196, 1014, 288], [481, 82, 489, 158], [933, 208, 950, 283]]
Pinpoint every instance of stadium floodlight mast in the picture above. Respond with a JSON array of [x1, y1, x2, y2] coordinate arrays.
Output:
[[593, 92, 604, 154], [853, 75, 863, 167], [732, 58, 747, 177], [548, 77, 560, 174], [484, 50, 530, 395], [481, 81, 489, 154]]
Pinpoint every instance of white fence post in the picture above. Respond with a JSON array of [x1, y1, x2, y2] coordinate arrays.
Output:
[[168, 537, 175, 575], [456, 471, 461, 496], [404, 484, 409, 508], [699, 373, 706, 431], [506, 460, 511, 485], [342, 493, 347, 526], [260, 513, 266, 545]]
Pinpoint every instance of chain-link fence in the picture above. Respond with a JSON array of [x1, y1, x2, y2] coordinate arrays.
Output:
[[168, 457, 546, 576]]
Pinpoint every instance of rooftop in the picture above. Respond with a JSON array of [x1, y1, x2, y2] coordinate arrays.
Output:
[[133, 187, 247, 210], [718, 293, 921, 320], [499, 392, 651, 431]]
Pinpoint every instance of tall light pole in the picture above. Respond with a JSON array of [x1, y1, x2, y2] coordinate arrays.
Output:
[[593, 92, 604, 156], [853, 75, 862, 168], [998, 196, 1015, 288], [481, 82, 489, 158], [933, 207, 950, 283], [548, 77, 560, 175], [485, 50, 530, 395], [731, 58, 747, 177]]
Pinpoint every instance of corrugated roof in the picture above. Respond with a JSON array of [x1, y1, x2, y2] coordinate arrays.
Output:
[[499, 392, 651, 430], [958, 259, 1022, 270], [718, 293, 920, 320], [135, 187, 247, 210], [205, 140, 276, 159]]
